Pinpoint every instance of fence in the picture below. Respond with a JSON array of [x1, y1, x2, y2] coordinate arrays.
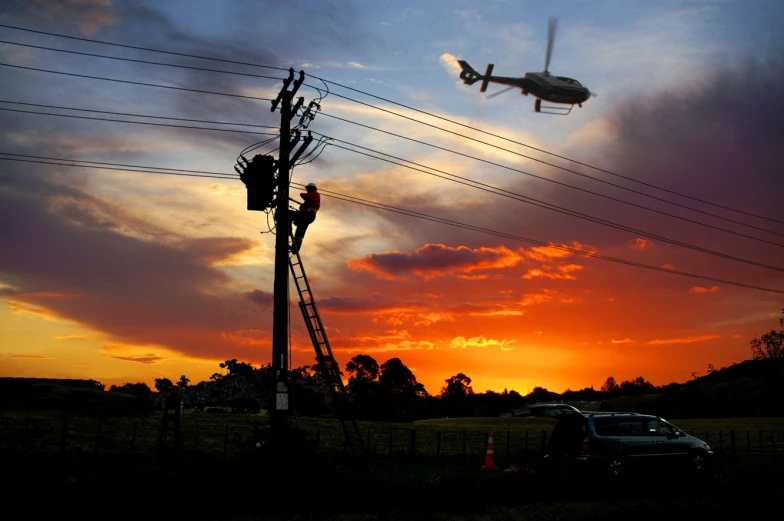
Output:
[[4, 412, 784, 467]]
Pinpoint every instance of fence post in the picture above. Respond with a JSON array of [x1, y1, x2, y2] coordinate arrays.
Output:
[[223, 425, 229, 460], [130, 421, 138, 451], [436, 430, 442, 462], [719, 430, 724, 456], [759, 430, 763, 455], [366, 429, 372, 454], [747, 430, 751, 456], [506, 430, 510, 464], [410, 429, 417, 458], [316, 428, 321, 450], [772, 430, 776, 457], [389, 429, 394, 456], [462, 430, 467, 461], [59, 417, 68, 462], [730, 429, 736, 458], [193, 426, 200, 451], [524, 431, 529, 458], [541, 430, 547, 454]]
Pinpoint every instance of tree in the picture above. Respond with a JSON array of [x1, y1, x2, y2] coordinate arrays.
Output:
[[600, 376, 618, 394], [750, 309, 784, 360], [177, 375, 190, 388], [379, 358, 421, 398], [345, 354, 379, 382], [440, 373, 474, 400], [154, 377, 174, 395]]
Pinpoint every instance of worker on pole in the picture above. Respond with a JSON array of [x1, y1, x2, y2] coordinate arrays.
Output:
[[290, 182, 320, 253]]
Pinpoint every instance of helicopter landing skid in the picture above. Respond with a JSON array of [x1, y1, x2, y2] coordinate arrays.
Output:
[[534, 98, 573, 115]]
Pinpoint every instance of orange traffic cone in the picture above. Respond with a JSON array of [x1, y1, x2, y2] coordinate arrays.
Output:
[[481, 432, 500, 471]]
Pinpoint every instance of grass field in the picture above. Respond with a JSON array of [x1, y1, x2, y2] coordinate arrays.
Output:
[[3, 409, 784, 464], [4, 410, 784, 520]]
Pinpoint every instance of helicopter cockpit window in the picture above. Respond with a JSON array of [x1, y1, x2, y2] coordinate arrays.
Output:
[[557, 77, 581, 86]]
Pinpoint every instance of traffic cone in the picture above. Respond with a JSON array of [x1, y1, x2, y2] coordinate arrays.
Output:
[[481, 432, 500, 471]]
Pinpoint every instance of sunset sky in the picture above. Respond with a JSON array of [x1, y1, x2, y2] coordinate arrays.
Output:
[[1, 0, 783, 396]]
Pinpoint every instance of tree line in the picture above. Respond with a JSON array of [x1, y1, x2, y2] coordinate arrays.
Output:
[[103, 309, 784, 421]]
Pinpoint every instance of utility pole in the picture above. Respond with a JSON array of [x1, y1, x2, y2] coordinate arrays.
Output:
[[269, 69, 304, 451]]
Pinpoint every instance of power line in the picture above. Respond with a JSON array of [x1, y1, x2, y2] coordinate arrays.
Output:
[[3, 103, 782, 272], [14, 33, 780, 235], [0, 107, 279, 137], [0, 39, 284, 81], [0, 100, 279, 129], [307, 82, 784, 226], [0, 106, 278, 137], [3, 98, 780, 251], [0, 23, 289, 72], [316, 112, 784, 241], [2, 22, 778, 225], [323, 142, 784, 273], [2, 151, 781, 295], [0, 62, 275, 103]]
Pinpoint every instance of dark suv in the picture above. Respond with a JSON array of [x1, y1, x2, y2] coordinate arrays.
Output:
[[527, 404, 714, 479]]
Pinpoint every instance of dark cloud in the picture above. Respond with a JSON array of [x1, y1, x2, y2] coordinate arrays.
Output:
[[319, 294, 426, 314], [0, 167, 272, 361], [347, 243, 525, 279], [243, 289, 273, 308]]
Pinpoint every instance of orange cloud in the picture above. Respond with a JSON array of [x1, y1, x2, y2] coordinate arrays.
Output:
[[689, 286, 719, 293], [220, 329, 270, 346], [630, 238, 649, 249], [611, 338, 635, 344], [647, 334, 721, 345], [348, 243, 525, 280], [10, 355, 53, 360], [449, 336, 515, 349]]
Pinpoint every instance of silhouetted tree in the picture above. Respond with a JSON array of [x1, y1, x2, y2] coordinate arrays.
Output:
[[154, 378, 174, 395], [177, 375, 190, 388], [346, 354, 380, 381], [750, 309, 784, 360], [601, 377, 618, 394], [379, 358, 421, 398], [440, 373, 474, 400]]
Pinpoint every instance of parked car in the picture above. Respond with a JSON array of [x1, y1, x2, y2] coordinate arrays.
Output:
[[524, 404, 714, 479]]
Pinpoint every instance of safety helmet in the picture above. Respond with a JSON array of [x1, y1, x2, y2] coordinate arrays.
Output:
[[306, 182, 317, 190]]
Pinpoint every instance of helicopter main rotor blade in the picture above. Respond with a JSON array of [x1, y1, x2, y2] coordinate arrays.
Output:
[[545, 16, 558, 73], [486, 86, 516, 99]]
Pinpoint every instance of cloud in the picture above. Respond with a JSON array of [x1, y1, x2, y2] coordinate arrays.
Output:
[[53, 334, 91, 340], [631, 238, 649, 249], [439, 53, 463, 77], [611, 338, 635, 344], [647, 335, 721, 345], [99, 343, 174, 364], [9, 354, 53, 360], [0, 171, 280, 361], [449, 336, 515, 349], [348, 243, 525, 280], [689, 286, 719, 294]]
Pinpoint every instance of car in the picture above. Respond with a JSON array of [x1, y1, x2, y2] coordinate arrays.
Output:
[[526, 405, 714, 480]]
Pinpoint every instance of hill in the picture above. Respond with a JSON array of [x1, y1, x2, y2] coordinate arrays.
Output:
[[581, 358, 784, 418]]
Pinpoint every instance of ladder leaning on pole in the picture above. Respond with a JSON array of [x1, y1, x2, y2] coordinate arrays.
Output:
[[287, 233, 366, 459]]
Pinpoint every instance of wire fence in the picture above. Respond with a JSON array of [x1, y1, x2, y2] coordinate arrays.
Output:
[[2, 411, 784, 472]]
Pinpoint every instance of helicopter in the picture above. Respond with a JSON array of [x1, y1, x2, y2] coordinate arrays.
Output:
[[456, 17, 594, 115]]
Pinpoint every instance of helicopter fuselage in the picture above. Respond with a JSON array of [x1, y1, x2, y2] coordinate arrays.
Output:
[[522, 72, 590, 105]]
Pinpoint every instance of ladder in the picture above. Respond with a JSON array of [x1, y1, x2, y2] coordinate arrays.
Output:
[[287, 233, 366, 459]]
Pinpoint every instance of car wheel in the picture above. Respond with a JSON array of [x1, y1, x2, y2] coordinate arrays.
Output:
[[690, 451, 707, 474], [608, 458, 624, 479]]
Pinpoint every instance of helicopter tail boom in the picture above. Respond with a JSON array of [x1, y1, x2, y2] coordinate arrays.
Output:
[[457, 60, 482, 86]]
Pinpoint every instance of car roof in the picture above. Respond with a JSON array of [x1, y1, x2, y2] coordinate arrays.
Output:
[[582, 412, 656, 419]]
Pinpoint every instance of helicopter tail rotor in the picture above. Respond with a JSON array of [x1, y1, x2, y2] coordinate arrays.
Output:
[[545, 16, 558, 74], [486, 86, 516, 99]]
